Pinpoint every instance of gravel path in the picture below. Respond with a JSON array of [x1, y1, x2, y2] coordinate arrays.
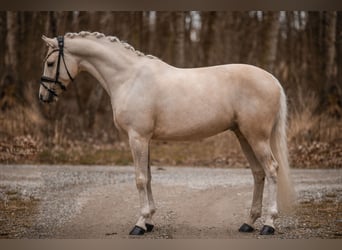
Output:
[[0, 165, 341, 238]]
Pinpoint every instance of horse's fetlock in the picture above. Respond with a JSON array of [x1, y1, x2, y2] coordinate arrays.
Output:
[[150, 207, 156, 216], [250, 211, 261, 220], [141, 209, 150, 218]]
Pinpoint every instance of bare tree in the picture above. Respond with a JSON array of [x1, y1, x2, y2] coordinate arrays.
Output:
[[4, 11, 17, 73], [154, 12, 173, 61], [324, 11, 340, 117], [0, 11, 18, 110], [337, 12, 342, 91], [261, 11, 280, 73], [173, 11, 186, 67], [324, 11, 337, 84], [201, 12, 217, 65]]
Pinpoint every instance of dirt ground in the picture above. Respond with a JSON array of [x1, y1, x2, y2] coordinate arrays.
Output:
[[0, 165, 341, 239]]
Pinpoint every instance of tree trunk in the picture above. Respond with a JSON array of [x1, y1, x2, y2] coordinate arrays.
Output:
[[305, 12, 324, 93], [324, 11, 337, 84], [261, 11, 280, 73], [0, 12, 5, 80], [336, 11, 342, 117], [4, 11, 17, 71], [201, 12, 216, 65], [0, 11, 18, 110], [174, 11, 186, 67], [324, 11, 341, 117], [337, 12, 342, 92], [154, 12, 173, 62], [49, 11, 57, 37], [145, 11, 156, 55]]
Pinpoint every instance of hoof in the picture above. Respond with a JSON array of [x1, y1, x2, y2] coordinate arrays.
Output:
[[260, 225, 275, 235], [238, 223, 255, 233], [129, 225, 146, 236], [146, 223, 154, 232]]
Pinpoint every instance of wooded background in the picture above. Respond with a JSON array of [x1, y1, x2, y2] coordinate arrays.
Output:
[[0, 11, 341, 166]]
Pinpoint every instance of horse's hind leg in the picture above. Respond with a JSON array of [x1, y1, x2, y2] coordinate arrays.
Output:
[[128, 131, 156, 235], [145, 156, 156, 232], [247, 137, 279, 235], [235, 129, 265, 233]]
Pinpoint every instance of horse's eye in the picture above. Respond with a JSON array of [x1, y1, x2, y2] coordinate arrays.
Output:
[[47, 61, 54, 67]]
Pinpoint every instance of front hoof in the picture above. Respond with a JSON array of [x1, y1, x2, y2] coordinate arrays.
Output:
[[260, 225, 275, 235], [146, 223, 154, 232], [238, 223, 255, 233], [129, 225, 146, 235]]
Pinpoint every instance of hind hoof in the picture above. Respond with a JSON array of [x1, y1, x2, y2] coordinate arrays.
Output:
[[129, 225, 146, 235], [238, 223, 255, 233], [260, 225, 275, 235], [146, 223, 154, 232]]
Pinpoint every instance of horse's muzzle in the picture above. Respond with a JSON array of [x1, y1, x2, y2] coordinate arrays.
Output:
[[39, 92, 55, 103]]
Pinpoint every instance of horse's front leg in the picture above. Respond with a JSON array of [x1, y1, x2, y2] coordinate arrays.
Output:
[[128, 131, 155, 235]]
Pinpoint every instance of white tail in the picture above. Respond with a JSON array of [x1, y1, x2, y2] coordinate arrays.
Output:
[[271, 88, 296, 212]]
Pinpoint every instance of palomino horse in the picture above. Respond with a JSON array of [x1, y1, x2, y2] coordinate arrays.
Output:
[[39, 32, 295, 236]]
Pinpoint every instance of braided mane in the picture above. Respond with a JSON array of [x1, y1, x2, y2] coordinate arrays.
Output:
[[65, 31, 157, 59]]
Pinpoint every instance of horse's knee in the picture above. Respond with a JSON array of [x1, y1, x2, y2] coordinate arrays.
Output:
[[136, 175, 148, 190]]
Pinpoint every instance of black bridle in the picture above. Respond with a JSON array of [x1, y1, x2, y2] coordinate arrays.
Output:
[[40, 36, 74, 97]]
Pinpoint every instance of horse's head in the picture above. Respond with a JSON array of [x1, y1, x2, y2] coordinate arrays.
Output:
[[39, 35, 78, 103]]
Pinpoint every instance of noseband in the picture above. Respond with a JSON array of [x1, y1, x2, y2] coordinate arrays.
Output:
[[40, 36, 74, 97]]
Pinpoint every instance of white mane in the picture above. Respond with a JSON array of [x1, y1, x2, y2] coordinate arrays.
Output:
[[65, 31, 157, 59]]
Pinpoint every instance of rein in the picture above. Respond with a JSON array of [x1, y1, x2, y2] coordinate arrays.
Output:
[[40, 36, 74, 97]]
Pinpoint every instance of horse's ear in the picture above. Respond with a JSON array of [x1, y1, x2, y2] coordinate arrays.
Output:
[[42, 35, 56, 48]]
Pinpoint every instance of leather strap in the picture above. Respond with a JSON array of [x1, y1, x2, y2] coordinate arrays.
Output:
[[40, 36, 74, 97]]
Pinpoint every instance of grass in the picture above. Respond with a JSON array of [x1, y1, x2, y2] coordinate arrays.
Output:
[[37, 147, 133, 165], [150, 133, 248, 167], [0, 89, 341, 168], [32, 133, 247, 167]]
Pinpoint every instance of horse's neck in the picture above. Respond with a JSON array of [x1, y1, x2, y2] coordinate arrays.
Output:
[[69, 38, 139, 97]]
